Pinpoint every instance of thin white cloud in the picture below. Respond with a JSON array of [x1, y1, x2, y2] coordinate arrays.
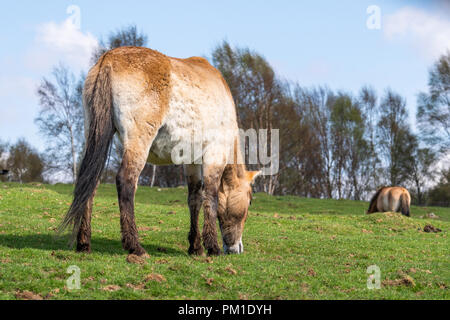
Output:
[[384, 7, 450, 60], [28, 18, 98, 72]]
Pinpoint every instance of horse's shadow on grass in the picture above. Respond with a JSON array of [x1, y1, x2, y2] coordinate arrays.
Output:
[[0, 234, 186, 257]]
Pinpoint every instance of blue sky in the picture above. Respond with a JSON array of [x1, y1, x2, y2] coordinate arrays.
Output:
[[0, 0, 449, 152]]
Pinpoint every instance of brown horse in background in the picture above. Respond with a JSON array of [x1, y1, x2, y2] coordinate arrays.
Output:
[[367, 186, 411, 217]]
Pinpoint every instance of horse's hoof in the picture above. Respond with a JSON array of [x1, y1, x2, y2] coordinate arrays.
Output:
[[76, 243, 91, 253], [130, 246, 149, 257], [206, 247, 221, 256], [188, 246, 204, 256]]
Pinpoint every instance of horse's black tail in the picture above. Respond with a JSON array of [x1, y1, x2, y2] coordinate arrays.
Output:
[[58, 58, 115, 243], [367, 187, 384, 214], [400, 193, 410, 217]]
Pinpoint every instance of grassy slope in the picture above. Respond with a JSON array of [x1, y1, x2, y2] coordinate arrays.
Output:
[[0, 182, 448, 300]]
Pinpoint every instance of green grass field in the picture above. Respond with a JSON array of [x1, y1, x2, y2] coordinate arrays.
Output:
[[0, 182, 448, 300]]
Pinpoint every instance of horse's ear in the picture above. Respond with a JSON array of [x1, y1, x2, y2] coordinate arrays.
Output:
[[245, 170, 262, 184]]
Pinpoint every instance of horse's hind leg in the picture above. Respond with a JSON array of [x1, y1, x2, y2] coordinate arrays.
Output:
[[76, 184, 98, 252], [185, 164, 204, 255], [116, 132, 157, 256]]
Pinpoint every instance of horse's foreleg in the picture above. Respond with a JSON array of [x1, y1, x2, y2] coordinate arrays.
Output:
[[185, 164, 203, 255], [202, 165, 224, 256]]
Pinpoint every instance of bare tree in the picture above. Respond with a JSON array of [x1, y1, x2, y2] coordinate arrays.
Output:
[[377, 89, 415, 186], [417, 51, 450, 152], [329, 94, 352, 199], [329, 92, 370, 200], [212, 42, 281, 194], [294, 86, 336, 198], [359, 86, 381, 190], [408, 146, 437, 205], [35, 64, 84, 182]]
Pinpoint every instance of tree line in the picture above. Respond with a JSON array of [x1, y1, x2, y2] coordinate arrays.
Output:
[[1, 26, 448, 206]]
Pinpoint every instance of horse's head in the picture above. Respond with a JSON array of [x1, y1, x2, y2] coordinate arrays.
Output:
[[217, 166, 261, 254]]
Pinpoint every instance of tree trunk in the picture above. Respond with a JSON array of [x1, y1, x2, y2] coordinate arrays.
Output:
[[150, 165, 157, 187], [415, 176, 422, 205]]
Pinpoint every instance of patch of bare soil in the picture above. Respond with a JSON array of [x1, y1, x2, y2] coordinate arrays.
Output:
[[126, 253, 149, 264], [155, 259, 169, 264], [205, 278, 214, 286], [239, 293, 249, 300], [126, 273, 167, 290], [125, 283, 145, 290], [15, 291, 43, 300], [423, 224, 442, 233], [225, 266, 237, 275], [101, 285, 121, 292], [382, 274, 415, 287], [145, 273, 166, 283], [44, 288, 60, 299], [437, 282, 447, 289], [307, 268, 317, 277]]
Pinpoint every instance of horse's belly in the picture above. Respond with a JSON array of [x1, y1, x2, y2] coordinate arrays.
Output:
[[147, 124, 181, 165], [146, 117, 235, 166], [147, 122, 202, 165]]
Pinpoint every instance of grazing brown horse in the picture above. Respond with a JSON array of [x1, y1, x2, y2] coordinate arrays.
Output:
[[59, 46, 260, 256], [367, 187, 411, 217]]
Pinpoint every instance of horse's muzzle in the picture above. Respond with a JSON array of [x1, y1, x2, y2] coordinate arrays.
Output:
[[223, 237, 244, 254]]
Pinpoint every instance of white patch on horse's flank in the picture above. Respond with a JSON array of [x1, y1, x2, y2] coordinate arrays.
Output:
[[111, 70, 158, 148], [148, 58, 238, 166], [382, 196, 389, 211]]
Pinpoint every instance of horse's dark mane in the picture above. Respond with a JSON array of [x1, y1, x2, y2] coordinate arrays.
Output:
[[367, 186, 386, 213]]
